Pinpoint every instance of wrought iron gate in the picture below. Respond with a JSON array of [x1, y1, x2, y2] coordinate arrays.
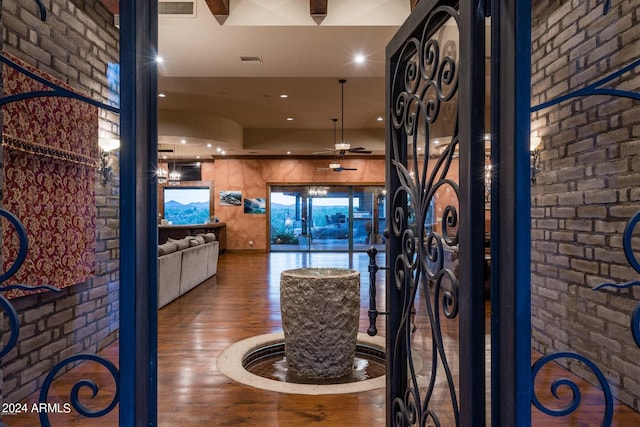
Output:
[[383, 0, 639, 426], [384, 0, 489, 425], [382, 0, 534, 425]]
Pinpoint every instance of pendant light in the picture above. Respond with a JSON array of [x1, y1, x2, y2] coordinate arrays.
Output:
[[157, 166, 168, 184], [335, 79, 350, 151], [168, 144, 180, 186]]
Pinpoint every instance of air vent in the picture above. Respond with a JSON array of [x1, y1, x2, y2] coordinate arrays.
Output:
[[240, 56, 264, 64], [159, 1, 196, 16]]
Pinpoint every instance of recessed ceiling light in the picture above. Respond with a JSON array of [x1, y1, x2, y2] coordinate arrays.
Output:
[[433, 140, 440, 145], [221, 150, 226, 155], [280, 94, 288, 99], [376, 116, 383, 122], [287, 117, 293, 121], [216, 147, 221, 152], [196, 155, 200, 159], [181, 139, 186, 144], [158, 93, 166, 98], [354, 54, 365, 64], [156, 56, 163, 63], [287, 151, 291, 155], [207, 143, 212, 148], [162, 155, 167, 159]]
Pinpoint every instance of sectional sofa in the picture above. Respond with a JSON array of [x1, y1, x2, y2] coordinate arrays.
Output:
[[157, 233, 219, 308]]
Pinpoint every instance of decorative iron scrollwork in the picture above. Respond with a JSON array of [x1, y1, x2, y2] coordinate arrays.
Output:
[[389, 4, 461, 425], [38, 353, 119, 427], [593, 210, 640, 348], [0, 55, 119, 114], [0, 209, 120, 424], [531, 352, 613, 426], [1, 4, 122, 425], [531, 57, 640, 113], [0, 209, 60, 356], [33, 0, 47, 21]]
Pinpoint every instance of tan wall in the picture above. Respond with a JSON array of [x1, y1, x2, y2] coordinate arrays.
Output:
[[201, 157, 385, 250], [199, 156, 465, 250]]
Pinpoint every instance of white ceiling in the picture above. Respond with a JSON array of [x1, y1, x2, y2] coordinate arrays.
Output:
[[156, 0, 411, 159]]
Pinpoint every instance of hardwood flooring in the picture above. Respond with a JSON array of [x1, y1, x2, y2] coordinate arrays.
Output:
[[3, 251, 640, 426]]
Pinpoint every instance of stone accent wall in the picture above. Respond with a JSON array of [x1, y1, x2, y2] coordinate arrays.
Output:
[[531, 0, 640, 411], [0, 0, 120, 401]]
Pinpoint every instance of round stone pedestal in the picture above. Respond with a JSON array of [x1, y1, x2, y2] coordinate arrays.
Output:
[[280, 268, 360, 379]]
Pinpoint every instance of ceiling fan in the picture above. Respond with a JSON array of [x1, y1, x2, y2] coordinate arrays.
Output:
[[314, 80, 373, 157], [317, 161, 357, 172]]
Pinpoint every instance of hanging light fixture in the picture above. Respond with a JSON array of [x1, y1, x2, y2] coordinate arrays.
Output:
[[335, 79, 351, 151], [157, 165, 168, 184], [308, 187, 327, 197], [168, 144, 180, 186]]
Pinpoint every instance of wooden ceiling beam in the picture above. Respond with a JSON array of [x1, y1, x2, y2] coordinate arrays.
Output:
[[310, 0, 328, 17], [205, 0, 230, 17]]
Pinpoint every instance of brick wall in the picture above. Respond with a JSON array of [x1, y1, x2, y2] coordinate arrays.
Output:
[[0, 0, 120, 401], [531, 0, 640, 411]]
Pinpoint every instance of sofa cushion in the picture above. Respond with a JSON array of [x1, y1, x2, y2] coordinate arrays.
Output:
[[158, 241, 178, 256], [168, 238, 190, 250], [188, 235, 206, 246], [200, 233, 216, 243]]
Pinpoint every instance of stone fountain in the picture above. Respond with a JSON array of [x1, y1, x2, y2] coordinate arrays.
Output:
[[280, 268, 360, 379]]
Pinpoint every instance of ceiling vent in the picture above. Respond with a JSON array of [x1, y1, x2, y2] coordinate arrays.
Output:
[[115, 0, 196, 26], [240, 56, 264, 64], [159, 0, 196, 17]]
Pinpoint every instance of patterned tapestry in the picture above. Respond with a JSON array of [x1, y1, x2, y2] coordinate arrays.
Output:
[[2, 52, 98, 298]]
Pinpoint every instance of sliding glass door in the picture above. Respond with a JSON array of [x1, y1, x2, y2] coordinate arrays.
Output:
[[269, 185, 385, 252]]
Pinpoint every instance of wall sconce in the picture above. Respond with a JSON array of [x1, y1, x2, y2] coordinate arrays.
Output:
[[97, 138, 120, 184], [530, 132, 542, 183], [530, 150, 541, 182], [98, 149, 113, 184]]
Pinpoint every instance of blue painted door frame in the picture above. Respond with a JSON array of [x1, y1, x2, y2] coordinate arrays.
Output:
[[119, 1, 159, 425], [490, 0, 532, 425]]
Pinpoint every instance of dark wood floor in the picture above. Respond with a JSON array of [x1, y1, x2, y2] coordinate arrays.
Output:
[[4, 251, 640, 426]]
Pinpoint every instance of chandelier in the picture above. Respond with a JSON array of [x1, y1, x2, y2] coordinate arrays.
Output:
[[168, 144, 180, 186], [308, 187, 327, 196], [157, 167, 168, 184]]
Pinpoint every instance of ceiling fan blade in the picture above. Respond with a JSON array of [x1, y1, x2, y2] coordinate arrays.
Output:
[[337, 167, 357, 171], [158, 149, 174, 153], [348, 147, 372, 154]]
